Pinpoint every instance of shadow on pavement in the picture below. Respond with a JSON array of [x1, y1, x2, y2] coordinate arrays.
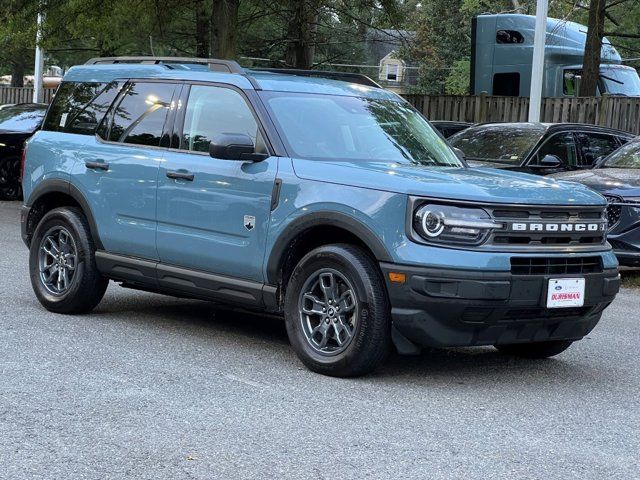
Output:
[[93, 290, 596, 384]]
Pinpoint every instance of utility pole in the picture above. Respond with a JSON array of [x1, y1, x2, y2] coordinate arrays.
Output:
[[33, 9, 45, 103], [528, 0, 548, 122]]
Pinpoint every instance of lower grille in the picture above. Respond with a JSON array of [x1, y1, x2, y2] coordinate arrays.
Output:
[[510, 256, 603, 275], [460, 306, 593, 325], [503, 307, 591, 320]]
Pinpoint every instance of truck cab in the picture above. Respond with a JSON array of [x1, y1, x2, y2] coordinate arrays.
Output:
[[471, 14, 640, 97]]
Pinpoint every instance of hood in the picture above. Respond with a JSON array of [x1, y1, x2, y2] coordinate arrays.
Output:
[[550, 168, 640, 198], [292, 159, 606, 206], [466, 160, 518, 169]]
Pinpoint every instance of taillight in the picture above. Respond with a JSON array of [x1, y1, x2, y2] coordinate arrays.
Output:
[[19, 143, 28, 182]]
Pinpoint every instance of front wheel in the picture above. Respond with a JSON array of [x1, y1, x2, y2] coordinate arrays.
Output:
[[284, 244, 391, 377], [29, 207, 108, 314], [494, 340, 574, 359]]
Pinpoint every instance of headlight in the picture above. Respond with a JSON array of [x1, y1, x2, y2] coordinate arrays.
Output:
[[413, 204, 503, 246]]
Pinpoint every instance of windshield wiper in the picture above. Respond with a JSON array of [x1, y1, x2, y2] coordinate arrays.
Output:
[[601, 73, 625, 86]]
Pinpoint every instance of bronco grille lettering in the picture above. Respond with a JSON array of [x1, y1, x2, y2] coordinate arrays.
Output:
[[511, 222, 605, 232]]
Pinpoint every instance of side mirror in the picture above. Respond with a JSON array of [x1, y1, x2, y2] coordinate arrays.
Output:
[[574, 75, 582, 97], [533, 154, 562, 169], [209, 133, 269, 162], [453, 147, 466, 160]]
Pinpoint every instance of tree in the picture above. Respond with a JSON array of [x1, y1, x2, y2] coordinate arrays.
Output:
[[580, 0, 606, 96], [0, 0, 38, 86], [212, 0, 240, 58]]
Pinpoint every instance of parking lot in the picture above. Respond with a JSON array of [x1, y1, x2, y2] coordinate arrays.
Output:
[[0, 200, 638, 479]]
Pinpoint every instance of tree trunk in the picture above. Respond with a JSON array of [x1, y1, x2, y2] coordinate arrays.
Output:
[[10, 61, 25, 87], [285, 0, 320, 69], [211, 0, 240, 59], [580, 0, 606, 96], [195, 0, 210, 58]]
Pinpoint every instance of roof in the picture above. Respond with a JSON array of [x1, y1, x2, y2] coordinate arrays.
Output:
[[469, 122, 634, 137], [62, 63, 400, 101], [477, 14, 622, 63]]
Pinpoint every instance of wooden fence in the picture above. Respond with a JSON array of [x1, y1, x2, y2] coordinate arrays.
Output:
[[0, 87, 56, 105], [1, 87, 639, 136], [404, 93, 640, 135]]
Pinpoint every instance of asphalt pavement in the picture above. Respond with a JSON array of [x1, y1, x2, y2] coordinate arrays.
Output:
[[0, 201, 638, 479]]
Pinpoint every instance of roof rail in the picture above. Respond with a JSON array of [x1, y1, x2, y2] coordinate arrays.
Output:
[[84, 56, 245, 74], [253, 68, 382, 88]]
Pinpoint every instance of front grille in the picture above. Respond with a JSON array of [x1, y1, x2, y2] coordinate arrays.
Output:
[[603, 195, 623, 228], [487, 206, 607, 249], [510, 256, 603, 275]]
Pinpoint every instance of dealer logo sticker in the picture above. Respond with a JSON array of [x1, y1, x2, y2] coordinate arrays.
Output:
[[244, 215, 256, 231]]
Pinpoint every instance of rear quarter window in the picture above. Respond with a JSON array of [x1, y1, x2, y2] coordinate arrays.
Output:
[[43, 81, 123, 135]]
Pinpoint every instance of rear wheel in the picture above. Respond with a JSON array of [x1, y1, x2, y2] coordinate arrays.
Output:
[[0, 156, 22, 200], [494, 340, 573, 359], [284, 244, 391, 377], [29, 207, 108, 314]]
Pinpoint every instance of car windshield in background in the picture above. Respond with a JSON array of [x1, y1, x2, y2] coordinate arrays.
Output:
[[260, 92, 462, 167], [603, 141, 640, 168], [600, 67, 640, 96], [449, 125, 545, 164], [0, 104, 46, 132]]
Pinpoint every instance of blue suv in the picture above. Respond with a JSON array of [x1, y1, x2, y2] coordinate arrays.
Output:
[[21, 57, 620, 377]]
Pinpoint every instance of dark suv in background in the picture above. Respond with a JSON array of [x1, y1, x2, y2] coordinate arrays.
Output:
[[450, 122, 634, 175], [0, 103, 47, 200]]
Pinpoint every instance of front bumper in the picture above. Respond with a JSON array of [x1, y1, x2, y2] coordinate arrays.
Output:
[[380, 262, 620, 349]]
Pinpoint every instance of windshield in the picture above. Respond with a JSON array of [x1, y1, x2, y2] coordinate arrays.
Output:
[[600, 67, 640, 96], [0, 104, 46, 132], [260, 92, 462, 167], [603, 141, 640, 168], [448, 125, 544, 164]]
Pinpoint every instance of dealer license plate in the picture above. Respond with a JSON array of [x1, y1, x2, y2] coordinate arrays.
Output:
[[547, 278, 585, 308]]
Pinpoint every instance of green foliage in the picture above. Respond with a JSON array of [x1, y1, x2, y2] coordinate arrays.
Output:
[[0, 0, 638, 92], [445, 59, 470, 95]]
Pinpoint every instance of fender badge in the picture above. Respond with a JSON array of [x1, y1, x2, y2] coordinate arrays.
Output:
[[244, 215, 255, 231]]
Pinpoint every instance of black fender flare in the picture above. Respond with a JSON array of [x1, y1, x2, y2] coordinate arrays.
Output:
[[265, 211, 393, 284], [25, 179, 104, 250]]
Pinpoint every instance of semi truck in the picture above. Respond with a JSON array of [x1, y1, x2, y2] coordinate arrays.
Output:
[[471, 14, 640, 97]]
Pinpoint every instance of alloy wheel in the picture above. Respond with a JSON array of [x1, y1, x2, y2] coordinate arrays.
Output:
[[38, 226, 78, 295], [298, 268, 359, 356]]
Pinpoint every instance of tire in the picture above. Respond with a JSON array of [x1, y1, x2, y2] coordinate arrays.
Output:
[[29, 207, 108, 314], [284, 244, 391, 377], [0, 156, 22, 201], [494, 340, 574, 359]]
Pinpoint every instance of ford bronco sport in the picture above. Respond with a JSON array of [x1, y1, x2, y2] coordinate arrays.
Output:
[[21, 57, 620, 377]]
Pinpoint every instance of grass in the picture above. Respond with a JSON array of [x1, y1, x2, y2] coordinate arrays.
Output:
[[620, 269, 640, 288]]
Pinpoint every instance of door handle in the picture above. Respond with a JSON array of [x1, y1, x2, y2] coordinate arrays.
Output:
[[85, 160, 109, 171], [166, 170, 195, 181]]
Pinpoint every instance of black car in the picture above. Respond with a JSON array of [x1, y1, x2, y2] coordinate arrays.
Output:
[[431, 120, 472, 138], [0, 103, 48, 200], [551, 140, 640, 266], [449, 122, 635, 175]]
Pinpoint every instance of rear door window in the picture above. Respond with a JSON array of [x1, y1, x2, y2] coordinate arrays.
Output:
[[107, 82, 176, 147], [575, 132, 621, 166], [43, 81, 122, 135]]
